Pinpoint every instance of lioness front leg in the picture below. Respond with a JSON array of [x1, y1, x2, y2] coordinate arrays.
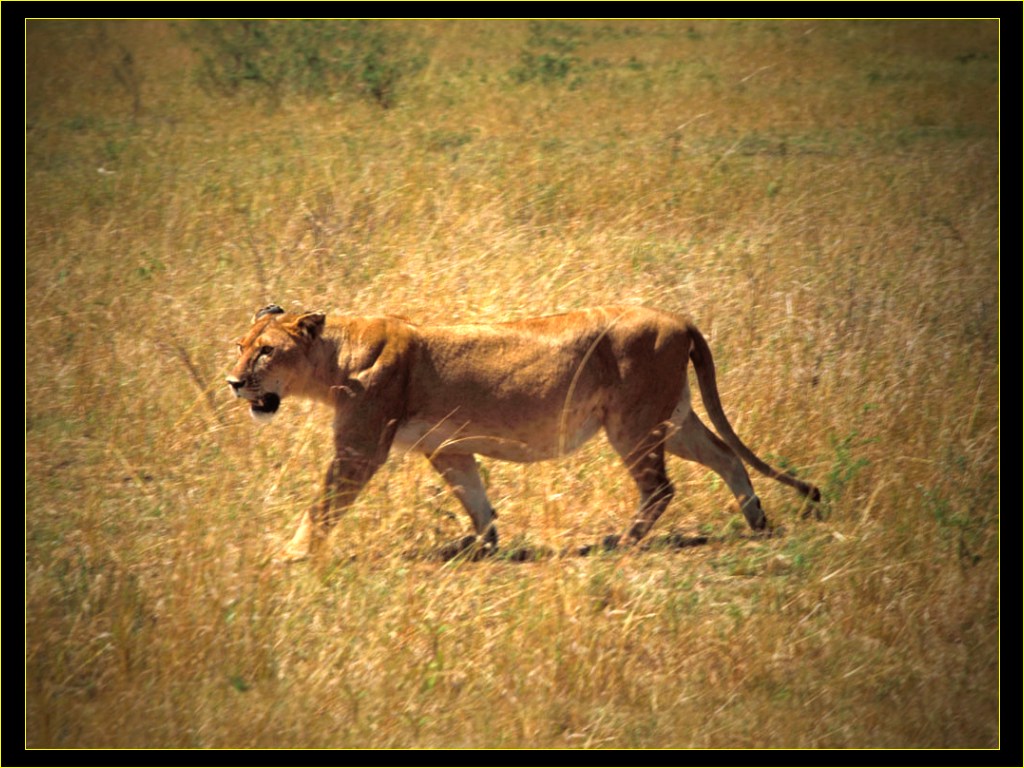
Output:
[[279, 450, 382, 562], [426, 452, 498, 552]]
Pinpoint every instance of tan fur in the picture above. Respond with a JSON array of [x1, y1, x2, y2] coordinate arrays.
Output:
[[227, 305, 819, 560]]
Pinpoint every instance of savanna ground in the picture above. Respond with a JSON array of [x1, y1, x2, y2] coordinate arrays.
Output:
[[25, 20, 999, 748]]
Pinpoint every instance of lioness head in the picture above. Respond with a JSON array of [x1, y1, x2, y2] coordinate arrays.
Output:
[[227, 305, 326, 424]]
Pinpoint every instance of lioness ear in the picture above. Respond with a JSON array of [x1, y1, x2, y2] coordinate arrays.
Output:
[[253, 304, 286, 323], [295, 312, 326, 340]]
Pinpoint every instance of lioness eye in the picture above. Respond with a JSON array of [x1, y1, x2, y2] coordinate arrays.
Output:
[[260, 346, 274, 357]]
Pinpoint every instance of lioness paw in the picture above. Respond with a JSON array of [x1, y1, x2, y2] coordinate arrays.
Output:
[[273, 546, 311, 565]]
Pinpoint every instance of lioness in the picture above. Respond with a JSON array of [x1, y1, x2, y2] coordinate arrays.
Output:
[[228, 305, 819, 560]]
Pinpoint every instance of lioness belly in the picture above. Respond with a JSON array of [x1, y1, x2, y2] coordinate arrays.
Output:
[[393, 408, 604, 462]]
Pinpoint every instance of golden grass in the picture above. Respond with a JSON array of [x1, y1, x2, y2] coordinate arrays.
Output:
[[26, 20, 998, 748]]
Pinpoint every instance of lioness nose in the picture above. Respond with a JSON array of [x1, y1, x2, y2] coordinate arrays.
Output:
[[226, 376, 244, 393]]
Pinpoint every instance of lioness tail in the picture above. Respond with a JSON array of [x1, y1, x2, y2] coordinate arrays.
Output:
[[687, 323, 821, 502]]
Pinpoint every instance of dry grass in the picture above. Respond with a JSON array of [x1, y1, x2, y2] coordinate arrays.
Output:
[[26, 20, 999, 748]]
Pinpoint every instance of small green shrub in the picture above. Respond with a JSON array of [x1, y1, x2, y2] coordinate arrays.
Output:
[[184, 19, 424, 108], [510, 21, 584, 86]]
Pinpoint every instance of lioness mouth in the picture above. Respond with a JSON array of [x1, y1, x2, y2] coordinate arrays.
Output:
[[251, 392, 281, 415]]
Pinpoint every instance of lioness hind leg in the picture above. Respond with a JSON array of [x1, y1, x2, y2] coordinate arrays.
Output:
[[426, 453, 498, 550], [667, 409, 767, 530], [606, 422, 676, 544]]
